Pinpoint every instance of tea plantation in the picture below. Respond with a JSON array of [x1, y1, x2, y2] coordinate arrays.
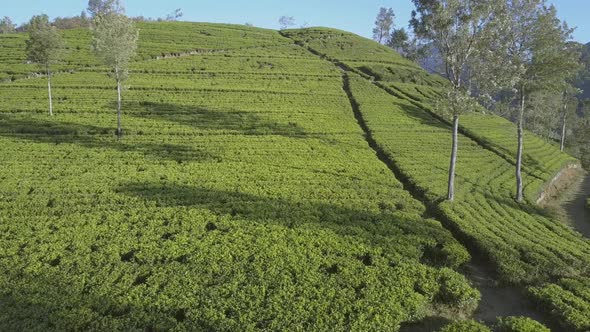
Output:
[[0, 22, 587, 331], [283, 28, 590, 331]]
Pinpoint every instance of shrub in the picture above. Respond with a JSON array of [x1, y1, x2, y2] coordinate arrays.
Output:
[[436, 269, 481, 315], [495, 316, 550, 332]]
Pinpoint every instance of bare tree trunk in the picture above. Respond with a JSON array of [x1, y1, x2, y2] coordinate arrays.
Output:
[[516, 91, 525, 202], [447, 115, 459, 201], [47, 64, 53, 116], [116, 66, 122, 139], [560, 100, 567, 152]]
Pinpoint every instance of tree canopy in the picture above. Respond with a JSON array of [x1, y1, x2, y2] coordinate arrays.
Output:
[[87, 0, 124, 18], [410, 0, 505, 201], [25, 15, 65, 68], [0, 16, 16, 34], [372, 7, 395, 44], [91, 13, 138, 78], [279, 16, 296, 30]]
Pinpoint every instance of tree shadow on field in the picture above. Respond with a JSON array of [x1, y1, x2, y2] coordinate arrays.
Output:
[[389, 95, 551, 183], [480, 191, 550, 219], [391, 99, 450, 130], [0, 181, 462, 331], [457, 128, 553, 181], [123, 101, 312, 138], [116, 181, 459, 268], [399, 316, 452, 332], [475, 137, 550, 176], [522, 154, 555, 178], [0, 115, 218, 163]]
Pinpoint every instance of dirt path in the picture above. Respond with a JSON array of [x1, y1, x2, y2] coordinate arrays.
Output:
[[400, 257, 559, 332], [396, 167, 587, 332], [463, 261, 557, 329], [546, 170, 590, 238], [562, 172, 590, 237]]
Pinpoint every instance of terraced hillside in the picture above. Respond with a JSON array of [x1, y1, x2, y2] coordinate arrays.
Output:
[[0, 22, 586, 331], [283, 28, 578, 198], [0, 23, 478, 331], [0, 22, 292, 81], [283, 27, 590, 331]]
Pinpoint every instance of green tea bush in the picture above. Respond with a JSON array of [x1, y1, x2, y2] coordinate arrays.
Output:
[[282, 27, 415, 65], [436, 269, 480, 314], [529, 278, 590, 331], [286, 28, 577, 205], [495, 316, 550, 332]]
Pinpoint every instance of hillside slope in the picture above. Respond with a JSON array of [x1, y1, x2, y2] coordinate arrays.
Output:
[[0, 22, 587, 330], [283, 27, 590, 331], [0, 23, 478, 331]]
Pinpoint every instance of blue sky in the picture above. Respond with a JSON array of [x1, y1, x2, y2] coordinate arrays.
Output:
[[4, 0, 590, 43]]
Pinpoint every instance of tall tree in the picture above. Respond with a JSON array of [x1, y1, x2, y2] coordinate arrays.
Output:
[[165, 8, 183, 21], [0, 16, 16, 34], [87, 0, 123, 18], [278, 16, 296, 30], [571, 101, 590, 167], [492, 1, 579, 201], [91, 11, 138, 139], [388, 28, 425, 61], [559, 85, 582, 152], [25, 15, 65, 116], [410, 0, 503, 201], [388, 28, 408, 51], [557, 43, 584, 152], [372, 7, 395, 44]]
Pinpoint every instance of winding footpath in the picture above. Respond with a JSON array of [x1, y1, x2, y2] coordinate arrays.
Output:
[[558, 171, 590, 237], [548, 172, 590, 238]]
